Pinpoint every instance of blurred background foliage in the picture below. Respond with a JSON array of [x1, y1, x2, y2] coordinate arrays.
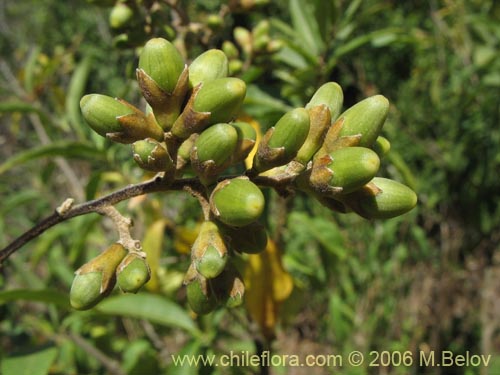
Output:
[[1, 0, 499, 374]]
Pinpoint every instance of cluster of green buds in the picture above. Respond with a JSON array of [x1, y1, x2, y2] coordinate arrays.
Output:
[[70, 244, 150, 310], [256, 82, 418, 219], [222, 19, 283, 75], [79, 37, 416, 314]]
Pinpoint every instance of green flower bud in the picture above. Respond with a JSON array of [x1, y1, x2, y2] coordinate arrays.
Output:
[[206, 14, 224, 29], [70, 243, 127, 310], [189, 49, 229, 88], [133, 138, 174, 172], [80, 94, 135, 137], [193, 78, 246, 124], [184, 264, 219, 315], [138, 38, 185, 94], [171, 77, 246, 139], [222, 41, 239, 60], [372, 136, 391, 158], [312, 147, 380, 194], [345, 177, 417, 219], [253, 20, 270, 39], [230, 121, 257, 164], [306, 82, 344, 122], [186, 275, 218, 315], [228, 59, 243, 75], [109, 3, 134, 30], [253, 108, 310, 172], [337, 95, 389, 147], [70, 272, 105, 311], [234, 27, 252, 55], [192, 221, 228, 279], [80, 94, 164, 143], [210, 177, 265, 227], [254, 34, 271, 52], [266, 39, 284, 53], [214, 265, 245, 308], [219, 221, 267, 254], [191, 123, 238, 184], [116, 253, 151, 293]]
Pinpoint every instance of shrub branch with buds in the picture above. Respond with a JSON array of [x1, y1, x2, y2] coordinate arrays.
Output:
[[0, 37, 417, 315]]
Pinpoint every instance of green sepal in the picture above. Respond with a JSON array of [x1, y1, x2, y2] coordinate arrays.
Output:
[[295, 104, 332, 166], [132, 138, 174, 173], [136, 65, 189, 131]]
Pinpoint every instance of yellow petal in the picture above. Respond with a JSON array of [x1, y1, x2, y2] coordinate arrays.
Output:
[[142, 219, 167, 292], [237, 113, 262, 169], [244, 239, 293, 339]]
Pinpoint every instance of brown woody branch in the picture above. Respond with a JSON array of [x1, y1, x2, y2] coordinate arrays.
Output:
[[0, 173, 282, 267], [0, 175, 200, 266]]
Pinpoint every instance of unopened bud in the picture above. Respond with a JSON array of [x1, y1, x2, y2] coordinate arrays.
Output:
[[253, 108, 310, 172], [310, 147, 380, 195], [116, 253, 151, 293], [138, 38, 185, 94], [192, 221, 228, 279], [210, 177, 265, 227], [189, 49, 228, 88], [70, 243, 127, 310], [345, 177, 417, 219], [133, 138, 174, 172], [306, 82, 344, 123]]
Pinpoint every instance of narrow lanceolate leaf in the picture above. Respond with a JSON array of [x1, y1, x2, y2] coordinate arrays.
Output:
[[1, 346, 58, 375], [0, 289, 70, 309], [96, 293, 199, 334], [289, 0, 324, 56], [0, 141, 104, 175]]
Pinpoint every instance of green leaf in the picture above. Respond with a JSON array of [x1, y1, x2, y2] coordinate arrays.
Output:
[[0, 141, 103, 175], [0, 102, 51, 127], [66, 56, 93, 138], [289, 0, 324, 56], [0, 289, 70, 309], [1, 347, 58, 375], [244, 84, 293, 121], [96, 293, 199, 334]]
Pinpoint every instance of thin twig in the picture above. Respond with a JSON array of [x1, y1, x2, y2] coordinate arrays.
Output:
[[96, 205, 142, 253], [0, 173, 281, 266], [0, 175, 200, 266], [66, 332, 126, 375]]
